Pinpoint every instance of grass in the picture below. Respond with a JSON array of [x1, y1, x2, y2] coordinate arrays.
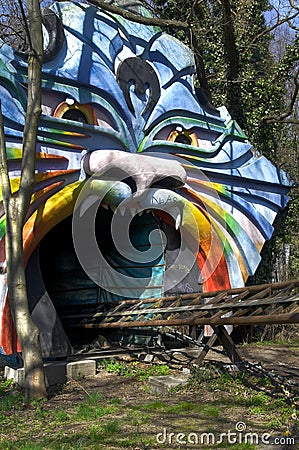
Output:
[[241, 338, 299, 347], [0, 357, 298, 449], [98, 358, 170, 380]]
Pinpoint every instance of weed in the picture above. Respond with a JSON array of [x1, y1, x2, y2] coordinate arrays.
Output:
[[272, 398, 287, 408], [84, 391, 103, 405], [141, 400, 167, 411], [102, 419, 121, 435], [88, 424, 103, 441], [0, 378, 13, 394], [248, 404, 267, 415], [100, 358, 170, 381], [55, 409, 69, 422], [0, 442, 45, 450], [266, 418, 284, 430], [30, 397, 47, 407], [164, 401, 202, 414], [0, 413, 8, 425], [126, 408, 150, 426], [101, 359, 126, 375], [246, 391, 270, 407], [108, 396, 123, 405], [0, 391, 23, 411], [0, 348, 297, 450], [137, 363, 170, 381], [248, 339, 299, 347], [76, 400, 116, 420], [118, 435, 156, 448], [35, 406, 49, 420], [187, 363, 228, 390], [76, 371, 85, 381], [201, 405, 221, 417], [216, 444, 256, 449]]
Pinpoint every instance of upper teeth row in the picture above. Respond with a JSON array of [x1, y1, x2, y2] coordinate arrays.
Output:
[[101, 203, 153, 216]]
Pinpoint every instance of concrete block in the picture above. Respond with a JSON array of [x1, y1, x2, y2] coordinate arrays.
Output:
[[148, 375, 188, 395], [4, 359, 96, 386], [143, 354, 155, 363], [66, 359, 96, 379], [4, 362, 67, 387], [4, 366, 25, 387]]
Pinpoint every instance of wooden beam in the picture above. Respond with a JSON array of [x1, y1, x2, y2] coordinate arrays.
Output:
[[212, 326, 243, 364], [72, 309, 299, 329]]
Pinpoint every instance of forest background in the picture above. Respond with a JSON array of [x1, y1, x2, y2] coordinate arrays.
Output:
[[0, 0, 298, 284]]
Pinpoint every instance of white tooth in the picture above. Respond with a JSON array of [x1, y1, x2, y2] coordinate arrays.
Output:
[[110, 205, 117, 212], [119, 208, 126, 216], [138, 211, 143, 216], [175, 212, 182, 230], [146, 209, 152, 214], [102, 204, 109, 209], [130, 208, 136, 216]]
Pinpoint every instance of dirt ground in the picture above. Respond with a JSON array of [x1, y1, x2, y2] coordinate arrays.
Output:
[[1, 343, 299, 449], [239, 345, 299, 377], [48, 343, 299, 404], [204, 343, 299, 376]]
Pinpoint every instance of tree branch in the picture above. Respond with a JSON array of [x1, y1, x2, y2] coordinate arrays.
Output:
[[245, 9, 299, 50], [18, 0, 43, 223], [18, 0, 32, 51], [262, 69, 299, 124], [57, 0, 190, 29]]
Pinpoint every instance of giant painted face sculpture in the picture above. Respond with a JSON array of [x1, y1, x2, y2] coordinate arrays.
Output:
[[0, 2, 291, 357]]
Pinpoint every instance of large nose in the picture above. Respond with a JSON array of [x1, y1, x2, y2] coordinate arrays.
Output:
[[83, 150, 186, 192]]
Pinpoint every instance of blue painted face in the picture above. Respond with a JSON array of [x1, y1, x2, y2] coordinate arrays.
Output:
[[0, 1, 292, 356]]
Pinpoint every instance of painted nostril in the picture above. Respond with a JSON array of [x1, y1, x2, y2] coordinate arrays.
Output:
[[151, 176, 185, 189], [122, 176, 137, 193]]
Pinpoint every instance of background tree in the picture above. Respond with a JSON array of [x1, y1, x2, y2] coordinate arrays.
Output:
[[0, 0, 28, 50], [0, 0, 47, 402], [151, 0, 299, 283]]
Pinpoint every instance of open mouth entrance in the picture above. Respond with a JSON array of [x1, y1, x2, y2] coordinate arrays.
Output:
[[39, 207, 163, 347], [38, 206, 202, 351]]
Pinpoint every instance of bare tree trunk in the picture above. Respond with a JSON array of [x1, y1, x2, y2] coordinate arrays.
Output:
[[0, 0, 46, 402], [191, 29, 213, 104], [5, 212, 47, 402], [221, 0, 247, 128]]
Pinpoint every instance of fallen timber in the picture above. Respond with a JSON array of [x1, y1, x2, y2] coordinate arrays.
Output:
[[64, 280, 299, 329], [62, 280, 299, 366]]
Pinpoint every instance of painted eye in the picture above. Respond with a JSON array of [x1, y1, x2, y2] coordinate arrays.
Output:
[[167, 127, 198, 147], [61, 108, 87, 123], [53, 99, 97, 125], [174, 133, 192, 145]]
